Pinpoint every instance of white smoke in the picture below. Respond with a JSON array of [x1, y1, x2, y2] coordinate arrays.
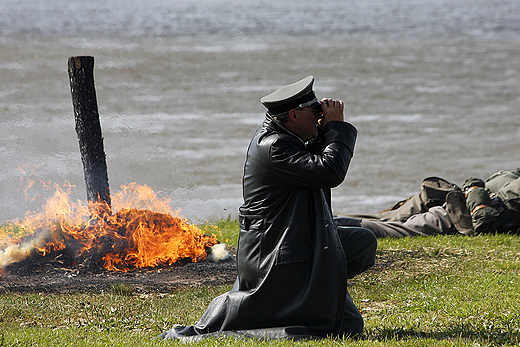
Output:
[[207, 243, 230, 263], [0, 229, 51, 267]]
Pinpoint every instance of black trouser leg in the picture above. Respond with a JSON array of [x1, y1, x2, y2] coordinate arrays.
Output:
[[336, 226, 377, 279]]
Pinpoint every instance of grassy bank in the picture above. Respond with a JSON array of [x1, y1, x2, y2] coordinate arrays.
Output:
[[1, 218, 519, 346]]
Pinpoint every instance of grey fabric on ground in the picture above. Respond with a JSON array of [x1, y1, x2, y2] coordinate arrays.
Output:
[[359, 206, 456, 238]]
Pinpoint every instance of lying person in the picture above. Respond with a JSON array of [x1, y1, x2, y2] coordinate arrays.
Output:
[[336, 170, 520, 238]]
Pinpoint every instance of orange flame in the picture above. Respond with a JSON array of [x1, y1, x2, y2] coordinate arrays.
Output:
[[0, 181, 219, 272]]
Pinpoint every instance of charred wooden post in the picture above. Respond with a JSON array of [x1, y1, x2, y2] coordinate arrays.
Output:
[[68, 56, 111, 217]]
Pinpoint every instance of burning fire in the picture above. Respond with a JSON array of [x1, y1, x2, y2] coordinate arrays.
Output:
[[0, 181, 221, 272]]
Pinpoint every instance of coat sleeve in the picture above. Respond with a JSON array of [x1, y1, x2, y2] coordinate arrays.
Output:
[[269, 121, 357, 188]]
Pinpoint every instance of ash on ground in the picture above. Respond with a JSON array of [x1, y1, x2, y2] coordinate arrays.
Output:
[[0, 254, 237, 294], [0, 251, 392, 294]]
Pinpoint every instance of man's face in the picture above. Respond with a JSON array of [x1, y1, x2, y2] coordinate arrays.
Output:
[[293, 107, 322, 140]]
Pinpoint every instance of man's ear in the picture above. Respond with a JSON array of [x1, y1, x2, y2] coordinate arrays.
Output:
[[288, 109, 298, 123]]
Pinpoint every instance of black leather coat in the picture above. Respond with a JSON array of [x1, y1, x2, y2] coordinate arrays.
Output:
[[160, 115, 358, 341]]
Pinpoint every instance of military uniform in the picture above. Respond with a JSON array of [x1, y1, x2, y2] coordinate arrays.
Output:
[[161, 76, 377, 341], [337, 170, 520, 238]]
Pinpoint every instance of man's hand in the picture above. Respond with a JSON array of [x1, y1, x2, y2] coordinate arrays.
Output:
[[318, 98, 344, 127]]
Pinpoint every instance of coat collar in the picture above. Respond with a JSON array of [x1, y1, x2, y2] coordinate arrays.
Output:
[[262, 113, 306, 145]]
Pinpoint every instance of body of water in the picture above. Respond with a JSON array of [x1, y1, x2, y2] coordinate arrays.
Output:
[[1, 0, 519, 222]]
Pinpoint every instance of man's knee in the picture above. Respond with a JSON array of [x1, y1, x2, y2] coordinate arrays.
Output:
[[338, 226, 377, 255], [359, 227, 378, 253], [337, 226, 377, 278]]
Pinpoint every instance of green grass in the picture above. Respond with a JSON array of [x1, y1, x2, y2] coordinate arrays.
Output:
[[1, 219, 520, 346], [199, 215, 240, 254], [352, 235, 520, 345]]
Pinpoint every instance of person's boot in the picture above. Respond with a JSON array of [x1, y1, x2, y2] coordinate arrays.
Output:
[[446, 191, 475, 235]]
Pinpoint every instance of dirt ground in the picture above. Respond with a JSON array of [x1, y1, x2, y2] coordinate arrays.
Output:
[[0, 252, 391, 294], [0, 256, 238, 294]]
